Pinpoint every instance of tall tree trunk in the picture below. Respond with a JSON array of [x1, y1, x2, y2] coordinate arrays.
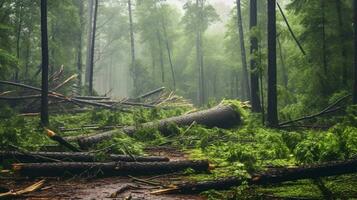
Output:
[[128, 0, 137, 95], [267, 0, 278, 127], [236, 0, 250, 101], [161, 20, 176, 90], [321, 0, 327, 75], [76, 0, 84, 95], [249, 0, 261, 112], [157, 31, 165, 83], [40, 0, 49, 126], [14, 2, 22, 82], [85, 0, 94, 88], [88, 0, 98, 96], [335, 0, 348, 87], [196, 0, 205, 105], [353, 0, 357, 105], [277, 35, 288, 89]]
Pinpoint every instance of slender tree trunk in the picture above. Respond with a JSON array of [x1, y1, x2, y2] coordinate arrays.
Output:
[[249, 0, 261, 112], [352, 0, 357, 105], [267, 0, 278, 127], [76, 0, 84, 95], [236, 0, 250, 101], [196, 0, 205, 105], [85, 0, 94, 88], [88, 0, 98, 96], [15, 2, 22, 82], [157, 31, 165, 83], [40, 0, 49, 126], [128, 0, 137, 95], [335, 0, 348, 87], [277, 35, 288, 89], [321, 0, 327, 75], [161, 20, 176, 90]]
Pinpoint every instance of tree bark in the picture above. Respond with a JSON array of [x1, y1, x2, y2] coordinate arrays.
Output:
[[12, 160, 209, 177], [249, 0, 261, 113], [153, 159, 357, 194], [128, 0, 137, 95], [236, 0, 250, 101], [76, 0, 84, 95], [321, 0, 328, 75], [40, 0, 49, 126], [353, 0, 357, 104], [267, 0, 278, 127], [77, 104, 241, 148], [85, 0, 94, 88], [0, 151, 169, 163], [88, 0, 98, 95]]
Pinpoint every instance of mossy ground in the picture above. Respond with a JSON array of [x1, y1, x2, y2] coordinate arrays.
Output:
[[0, 101, 356, 199]]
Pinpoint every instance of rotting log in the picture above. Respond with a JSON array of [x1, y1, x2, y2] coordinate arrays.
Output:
[[77, 104, 241, 149], [12, 160, 209, 177], [152, 159, 357, 194], [0, 151, 169, 163]]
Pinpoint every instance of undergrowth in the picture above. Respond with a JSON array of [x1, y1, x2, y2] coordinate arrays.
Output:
[[0, 102, 356, 199]]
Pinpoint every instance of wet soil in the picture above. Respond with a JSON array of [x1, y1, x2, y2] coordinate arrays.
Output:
[[0, 147, 204, 200]]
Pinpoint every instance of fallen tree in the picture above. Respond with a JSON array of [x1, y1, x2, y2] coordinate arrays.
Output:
[[12, 160, 209, 177], [0, 151, 169, 163], [152, 158, 357, 194], [76, 104, 242, 149]]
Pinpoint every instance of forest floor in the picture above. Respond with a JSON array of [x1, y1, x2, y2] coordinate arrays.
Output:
[[0, 147, 204, 200], [1, 100, 357, 199]]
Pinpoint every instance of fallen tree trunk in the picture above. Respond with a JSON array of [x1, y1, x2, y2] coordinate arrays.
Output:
[[152, 159, 357, 194], [77, 104, 241, 149], [12, 160, 209, 177], [0, 151, 169, 163], [73, 96, 111, 100]]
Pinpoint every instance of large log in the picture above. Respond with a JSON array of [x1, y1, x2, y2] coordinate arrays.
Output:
[[152, 159, 357, 194], [0, 151, 169, 163], [77, 105, 241, 149], [12, 160, 209, 177]]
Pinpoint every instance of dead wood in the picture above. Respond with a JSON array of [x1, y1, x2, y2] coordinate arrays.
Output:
[[152, 158, 357, 194], [279, 94, 351, 127], [12, 160, 210, 177], [0, 151, 169, 163], [77, 104, 241, 149]]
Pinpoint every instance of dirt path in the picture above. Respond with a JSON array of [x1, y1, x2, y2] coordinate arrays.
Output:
[[0, 147, 205, 200]]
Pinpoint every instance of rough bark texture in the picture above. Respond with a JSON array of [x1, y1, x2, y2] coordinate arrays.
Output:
[[267, 0, 278, 127], [236, 0, 250, 101], [77, 105, 241, 149], [40, 0, 49, 126], [88, 0, 98, 95], [353, 0, 357, 104], [156, 159, 357, 194], [12, 160, 209, 177], [249, 0, 261, 113], [0, 151, 169, 163]]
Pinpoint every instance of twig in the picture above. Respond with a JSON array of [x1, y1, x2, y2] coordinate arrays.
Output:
[[128, 175, 162, 186]]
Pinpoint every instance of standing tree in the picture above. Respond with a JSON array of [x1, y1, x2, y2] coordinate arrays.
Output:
[[353, 0, 357, 104], [88, 0, 98, 95], [85, 0, 94, 89], [40, 0, 49, 126], [196, 0, 205, 105], [76, 0, 84, 95], [128, 0, 137, 95], [249, 0, 261, 112], [267, 0, 278, 127], [236, 0, 249, 101]]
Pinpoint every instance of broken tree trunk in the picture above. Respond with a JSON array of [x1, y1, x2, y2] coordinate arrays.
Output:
[[153, 159, 357, 194], [12, 160, 209, 177], [0, 151, 169, 163], [77, 104, 241, 149]]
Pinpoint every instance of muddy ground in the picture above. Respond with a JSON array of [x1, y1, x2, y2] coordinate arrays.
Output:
[[0, 147, 205, 200]]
